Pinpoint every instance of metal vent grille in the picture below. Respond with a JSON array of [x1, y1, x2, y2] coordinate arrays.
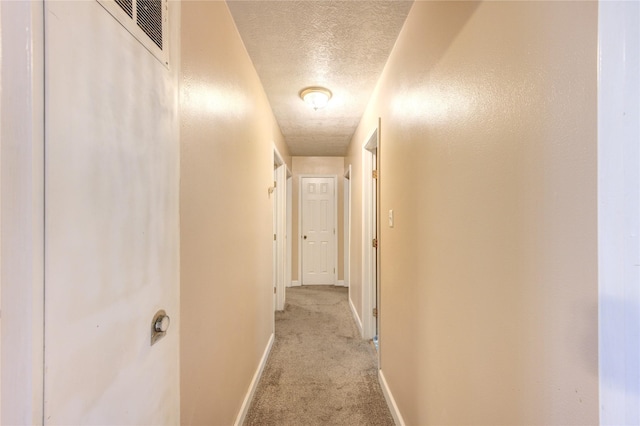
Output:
[[114, 0, 132, 18], [136, 0, 162, 49], [98, 0, 168, 67]]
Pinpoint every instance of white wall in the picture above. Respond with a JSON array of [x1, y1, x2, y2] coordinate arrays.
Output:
[[598, 1, 640, 424]]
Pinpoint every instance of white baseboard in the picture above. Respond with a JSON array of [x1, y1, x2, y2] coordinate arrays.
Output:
[[349, 296, 363, 336], [337, 280, 345, 287], [234, 333, 274, 426], [291, 280, 300, 287], [379, 369, 405, 426]]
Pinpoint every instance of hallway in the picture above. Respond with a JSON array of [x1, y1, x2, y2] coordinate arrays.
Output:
[[245, 287, 392, 425], [2, 0, 639, 425]]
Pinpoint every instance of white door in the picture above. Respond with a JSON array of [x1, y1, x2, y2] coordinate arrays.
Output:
[[372, 148, 379, 341], [43, 1, 179, 424], [344, 167, 351, 287], [273, 166, 278, 312], [362, 126, 379, 342], [273, 148, 287, 311], [301, 177, 336, 285]]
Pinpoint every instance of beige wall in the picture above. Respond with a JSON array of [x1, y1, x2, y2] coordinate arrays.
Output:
[[291, 156, 345, 283], [347, 1, 598, 424], [180, 2, 289, 424]]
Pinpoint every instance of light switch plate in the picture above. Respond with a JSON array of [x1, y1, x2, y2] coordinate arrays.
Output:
[[389, 209, 394, 228]]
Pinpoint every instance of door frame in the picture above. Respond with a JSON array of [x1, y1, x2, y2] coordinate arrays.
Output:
[[362, 123, 380, 343], [0, 1, 45, 423], [598, 2, 640, 423], [298, 174, 338, 286]]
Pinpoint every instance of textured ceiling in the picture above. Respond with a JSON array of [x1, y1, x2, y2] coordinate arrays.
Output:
[[227, 1, 413, 157]]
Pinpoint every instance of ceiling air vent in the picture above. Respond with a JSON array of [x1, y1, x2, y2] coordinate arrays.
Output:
[[98, 0, 169, 67]]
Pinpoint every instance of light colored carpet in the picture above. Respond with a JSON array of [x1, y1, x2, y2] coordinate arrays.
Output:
[[244, 286, 394, 426]]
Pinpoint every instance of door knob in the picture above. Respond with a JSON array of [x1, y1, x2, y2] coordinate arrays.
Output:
[[151, 310, 170, 346], [303, 235, 307, 239]]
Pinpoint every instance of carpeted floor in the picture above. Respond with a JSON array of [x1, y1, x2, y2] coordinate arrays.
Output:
[[244, 286, 394, 426]]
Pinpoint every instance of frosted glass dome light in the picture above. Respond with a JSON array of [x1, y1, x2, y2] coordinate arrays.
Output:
[[300, 87, 332, 110]]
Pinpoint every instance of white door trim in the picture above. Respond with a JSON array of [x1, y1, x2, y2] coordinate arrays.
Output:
[[362, 125, 379, 341], [298, 174, 338, 286], [597, 2, 640, 424], [0, 1, 45, 423]]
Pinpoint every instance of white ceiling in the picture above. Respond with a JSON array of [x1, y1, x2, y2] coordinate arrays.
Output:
[[226, 1, 414, 157]]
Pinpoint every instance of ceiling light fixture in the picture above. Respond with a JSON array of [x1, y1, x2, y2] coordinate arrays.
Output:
[[299, 87, 332, 110]]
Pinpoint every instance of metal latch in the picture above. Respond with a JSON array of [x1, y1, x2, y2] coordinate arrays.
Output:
[[151, 310, 170, 346]]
